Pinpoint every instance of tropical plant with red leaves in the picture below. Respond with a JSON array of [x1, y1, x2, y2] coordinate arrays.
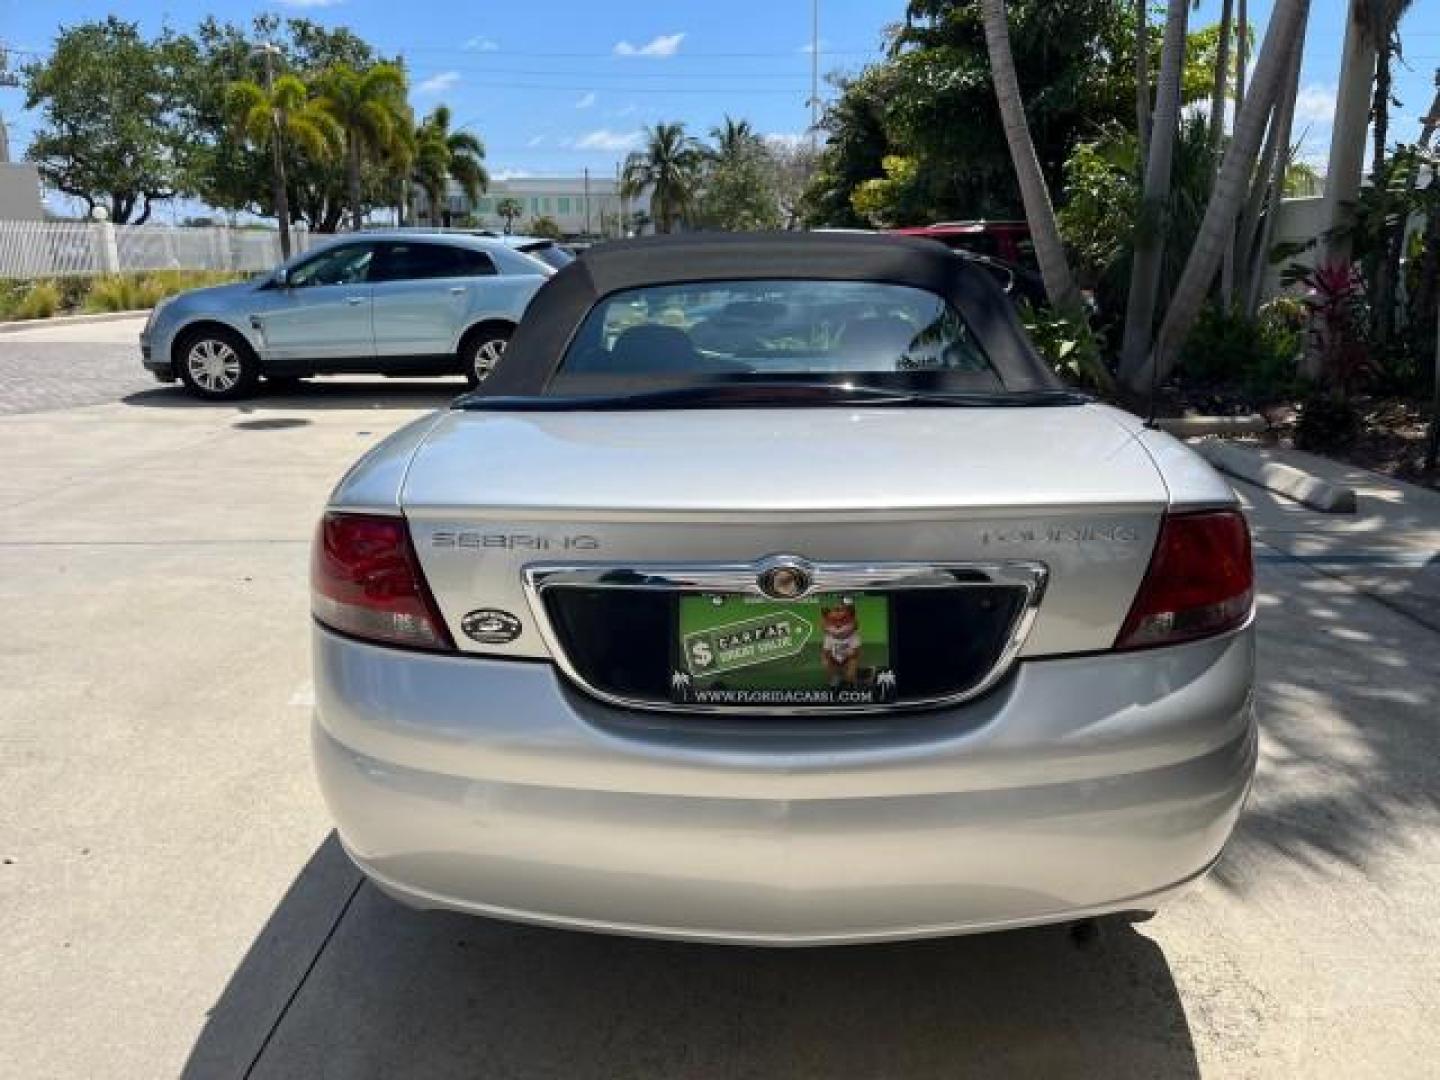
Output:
[[1285, 258, 1377, 398]]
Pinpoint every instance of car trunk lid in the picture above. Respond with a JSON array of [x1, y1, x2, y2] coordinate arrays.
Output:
[[403, 404, 1171, 682]]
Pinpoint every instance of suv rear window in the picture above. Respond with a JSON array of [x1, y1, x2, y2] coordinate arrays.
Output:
[[550, 279, 998, 394], [374, 242, 496, 281]]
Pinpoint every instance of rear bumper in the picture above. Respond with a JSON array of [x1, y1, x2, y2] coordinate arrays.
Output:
[[313, 624, 1256, 945]]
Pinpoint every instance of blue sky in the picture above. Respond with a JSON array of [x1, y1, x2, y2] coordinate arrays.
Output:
[[2, 0, 1438, 195]]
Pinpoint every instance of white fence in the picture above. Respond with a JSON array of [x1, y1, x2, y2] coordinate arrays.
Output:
[[0, 221, 312, 279]]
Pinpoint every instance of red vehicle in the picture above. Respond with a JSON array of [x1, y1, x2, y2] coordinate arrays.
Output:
[[890, 221, 1036, 269]]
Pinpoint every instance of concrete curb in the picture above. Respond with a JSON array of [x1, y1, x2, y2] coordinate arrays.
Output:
[[1197, 440, 1359, 513], [1154, 414, 1268, 437], [0, 309, 150, 334]]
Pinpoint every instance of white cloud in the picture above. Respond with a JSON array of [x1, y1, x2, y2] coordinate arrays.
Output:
[[464, 36, 499, 52], [575, 128, 642, 151], [494, 169, 534, 181], [526, 134, 546, 148], [797, 39, 829, 54], [610, 103, 639, 118], [1294, 83, 1338, 125], [614, 32, 685, 58], [416, 71, 461, 95], [575, 91, 597, 110]]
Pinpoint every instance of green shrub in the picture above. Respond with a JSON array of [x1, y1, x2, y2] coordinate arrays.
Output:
[[2, 269, 248, 321], [1017, 300, 1116, 395], [14, 281, 63, 320], [83, 270, 245, 312], [85, 275, 145, 313], [1178, 302, 1303, 401], [1295, 391, 1362, 451]]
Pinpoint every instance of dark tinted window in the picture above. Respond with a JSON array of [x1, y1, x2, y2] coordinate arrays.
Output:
[[374, 242, 496, 282], [552, 279, 997, 393], [288, 243, 375, 287]]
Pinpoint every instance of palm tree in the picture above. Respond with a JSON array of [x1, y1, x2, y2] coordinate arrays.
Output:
[[316, 63, 410, 231], [1146, 0, 1313, 388], [495, 197, 524, 235], [414, 105, 489, 226], [621, 122, 704, 233], [226, 74, 340, 257], [1119, 0, 1191, 390], [711, 116, 759, 162], [978, 0, 1079, 309]]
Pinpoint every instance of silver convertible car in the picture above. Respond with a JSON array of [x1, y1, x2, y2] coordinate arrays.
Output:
[[140, 231, 550, 399], [311, 232, 1256, 945]]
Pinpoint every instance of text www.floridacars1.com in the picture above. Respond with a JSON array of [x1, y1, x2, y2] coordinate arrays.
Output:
[[690, 688, 877, 705]]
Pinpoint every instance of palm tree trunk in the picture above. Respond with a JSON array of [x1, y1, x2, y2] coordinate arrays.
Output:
[[1146, 0, 1313, 388], [1208, 0, 1235, 155], [1235, 31, 1303, 299], [1241, 33, 1305, 317], [1320, 3, 1378, 269], [1118, 0, 1191, 391], [979, 0, 1079, 309], [1136, 0, 1152, 162], [1234, 0, 1249, 115], [1370, 35, 1398, 351], [271, 133, 292, 259], [347, 136, 363, 232]]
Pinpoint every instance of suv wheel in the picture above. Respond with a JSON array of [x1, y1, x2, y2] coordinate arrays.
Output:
[[176, 328, 259, 401], [462, 327, 511, 387]]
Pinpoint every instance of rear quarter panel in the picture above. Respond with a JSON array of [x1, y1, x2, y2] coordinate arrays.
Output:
[[452, 276, 547, 351]]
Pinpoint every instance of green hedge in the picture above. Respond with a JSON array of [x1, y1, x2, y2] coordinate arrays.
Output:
[[0, 270, 249, 322]]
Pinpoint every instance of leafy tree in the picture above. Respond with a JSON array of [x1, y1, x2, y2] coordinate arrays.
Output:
[[180, 17, 389, 232], [316, 63, 410, 231], [410, 105, 488, 226], [804, 1, 1218, 229], [696, 117, 780, 231], [802, 76, 890, 227], [495, 197, 524, 234], [622, 122, 705, 233], [529, 215, 564, 240], [765, 138, 820, 229], [225, 73, 340, 256], [850, 156, 924, 226], [22, 17, 190, 222]]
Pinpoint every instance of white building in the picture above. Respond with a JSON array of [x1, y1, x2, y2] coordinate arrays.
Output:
[[415, 175, 648, 238]]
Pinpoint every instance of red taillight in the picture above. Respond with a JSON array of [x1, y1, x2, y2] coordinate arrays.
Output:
[[1115, 510, 1254, 650], [311, 512, 454, 651]]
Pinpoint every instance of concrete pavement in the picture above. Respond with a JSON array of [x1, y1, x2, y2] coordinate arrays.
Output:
[[2, 344, 1439, 1076]]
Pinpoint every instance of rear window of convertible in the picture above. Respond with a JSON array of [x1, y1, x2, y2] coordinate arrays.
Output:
[[547, 280, 1002, 394]]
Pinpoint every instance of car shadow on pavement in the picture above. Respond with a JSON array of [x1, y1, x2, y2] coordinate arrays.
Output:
[[184, 835, 1199, 1080], [1210, 554, 1440, 894], [121, 379, 464, 412]]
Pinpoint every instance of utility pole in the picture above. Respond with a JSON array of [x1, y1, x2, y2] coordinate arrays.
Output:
[[250, 42, 292, 259]]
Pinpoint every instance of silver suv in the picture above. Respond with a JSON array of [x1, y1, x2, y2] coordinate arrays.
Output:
[[140, 232, 550, 400]]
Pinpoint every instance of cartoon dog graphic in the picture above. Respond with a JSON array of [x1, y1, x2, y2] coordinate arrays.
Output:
[[820, 602, 863, 687]]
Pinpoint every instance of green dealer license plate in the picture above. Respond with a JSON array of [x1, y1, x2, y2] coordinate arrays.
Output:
[[674, 592, 896, 707]]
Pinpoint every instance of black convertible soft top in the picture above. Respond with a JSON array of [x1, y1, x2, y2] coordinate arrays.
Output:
[[476, 231, 1062, 398]]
